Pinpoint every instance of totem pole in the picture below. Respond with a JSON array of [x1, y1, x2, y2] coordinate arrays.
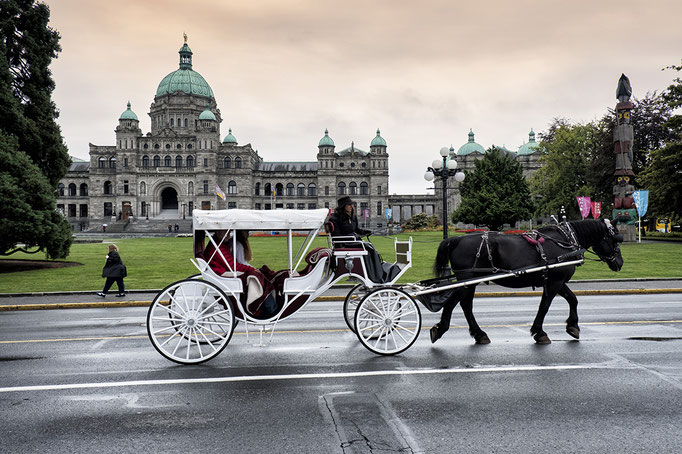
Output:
[[612, 73, 637, 241]]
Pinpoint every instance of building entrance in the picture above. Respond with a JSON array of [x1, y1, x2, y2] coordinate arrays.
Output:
[[161, 187, 179, 210]]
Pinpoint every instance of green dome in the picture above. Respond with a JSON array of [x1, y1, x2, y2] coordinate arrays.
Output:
[[370, 128, 387, 147], [119, 102, 138, 121], [517, 129, 539, 155], [223, 128, 237, 144], [318, 128, 335, 147], [155, 41, 214, 98], [199, 103, 216, 121], [457, 129, 486, 155]]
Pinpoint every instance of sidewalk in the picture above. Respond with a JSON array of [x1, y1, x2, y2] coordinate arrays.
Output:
[[0, 279, 681, 311]]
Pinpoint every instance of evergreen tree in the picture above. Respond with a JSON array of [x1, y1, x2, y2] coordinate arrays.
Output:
[[0, 0, 72, 258], [452, 148, 534, 231]]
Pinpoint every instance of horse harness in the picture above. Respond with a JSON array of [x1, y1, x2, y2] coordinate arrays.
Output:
[[469, 222, 584, 284]]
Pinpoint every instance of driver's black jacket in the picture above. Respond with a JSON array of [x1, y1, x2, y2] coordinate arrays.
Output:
[[328, 212, 371, 237]]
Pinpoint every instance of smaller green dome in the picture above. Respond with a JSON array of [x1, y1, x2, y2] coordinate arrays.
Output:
[[370, 128, 387, 147], [318, 128, 335, 147], [457, 129, 486, 155], [223, 128, 237, 144], [119, 102, 138, 121], [199, 104, 216, 121], [517, 129, 539, 155]]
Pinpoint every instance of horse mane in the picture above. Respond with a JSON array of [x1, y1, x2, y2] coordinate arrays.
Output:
[[567, 219, 606, 247]]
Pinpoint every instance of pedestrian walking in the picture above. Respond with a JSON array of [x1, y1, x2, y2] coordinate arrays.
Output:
[[174, 223, 179, 232], [97, 244, 127, 297], [168, 224, 172, 233]]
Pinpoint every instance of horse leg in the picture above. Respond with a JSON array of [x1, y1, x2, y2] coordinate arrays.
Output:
[[458, 286, 490, 344], [558, 283, 580, 339], [430, 289, 461, 343], [531, 283, 561, 344]]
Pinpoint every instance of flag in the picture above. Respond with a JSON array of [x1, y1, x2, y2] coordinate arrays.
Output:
[[576, 196, 591, 219], [216, 184, 225, 200], [384, 208, 392, 220], [632, 190, 649, 218], [590, 201, 602, 219], [362, 209, 369, 219]]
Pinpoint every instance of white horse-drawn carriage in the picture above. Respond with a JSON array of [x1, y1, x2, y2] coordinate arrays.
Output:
[[146, 208, 416, 364]]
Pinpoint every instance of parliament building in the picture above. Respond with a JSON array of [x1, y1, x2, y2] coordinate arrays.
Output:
[[56, 39, 541, 232]]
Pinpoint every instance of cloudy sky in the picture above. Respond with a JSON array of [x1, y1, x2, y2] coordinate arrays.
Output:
[[45, 0, 681, 194]]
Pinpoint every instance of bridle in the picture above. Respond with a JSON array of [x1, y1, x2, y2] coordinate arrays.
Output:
[[585, 219, 622, 266]]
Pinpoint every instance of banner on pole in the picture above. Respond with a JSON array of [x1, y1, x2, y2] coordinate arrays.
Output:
[[576, 196, 591, 219], [590, 201, 602, 219], [362, 209, 369, 219], [632, 190, 649, 218], [216, 184, 226, 200], [384, 208, 392, 220]]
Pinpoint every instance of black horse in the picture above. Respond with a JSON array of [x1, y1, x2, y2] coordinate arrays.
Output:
[[429, 219, 624, 345]]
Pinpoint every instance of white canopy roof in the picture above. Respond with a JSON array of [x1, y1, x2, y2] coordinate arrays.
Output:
[[192, 209, 330, 231]]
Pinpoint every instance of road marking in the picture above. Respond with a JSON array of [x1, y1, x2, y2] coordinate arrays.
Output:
[[1, 319, 681, 345], [0, 362, 633, 394]]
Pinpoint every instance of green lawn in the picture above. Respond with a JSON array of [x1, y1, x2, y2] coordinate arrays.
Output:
[[1, 232, 680, 293]]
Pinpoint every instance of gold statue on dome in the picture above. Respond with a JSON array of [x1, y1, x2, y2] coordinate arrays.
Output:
[[183, 32, 188, 43]]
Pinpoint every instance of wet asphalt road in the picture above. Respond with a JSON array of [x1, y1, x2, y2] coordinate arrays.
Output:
[[1, 292, 681, 453]]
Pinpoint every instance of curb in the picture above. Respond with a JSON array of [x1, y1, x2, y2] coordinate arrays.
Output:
[[1, 288, 681, 311]]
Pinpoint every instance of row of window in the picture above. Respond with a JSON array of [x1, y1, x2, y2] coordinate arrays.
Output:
[[141, 155, 196, 168], [60, 180, 383, 199]]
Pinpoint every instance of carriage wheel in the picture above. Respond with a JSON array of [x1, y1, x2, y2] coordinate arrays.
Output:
[[147, 279, 236, 364], [354, 288, 421, 355], [343, 284, 369, 332]]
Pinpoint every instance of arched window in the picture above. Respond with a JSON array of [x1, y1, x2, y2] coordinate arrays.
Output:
[[103, 181, 113, 195], [140, 181, 146, 195], [235, 157, 242, 169], [338, 182, 346, 195], [297, 183, 305, 197], [349, 182, 357, 195], [286, 183, 294, 196], [187, 144, 193, 150], [255, 182, 260, 196], [186, 156, 194, 167], [153, 155, 160, 167], [154, 143, 160, 149], [164, 155, 171, 166], [143, 143, 148, 150], [170, 118, 174, 127], [68, 183, 77, 196], [109, 157, 116, 169], [228, 180, 237, 194], [184, 118, 188, 128], [308, 183, 316, 196], [188, 181, 194, 195], [98, 157, 106, 168], [58, 183, 65, 196], [264, 183, 272, 196], [142, 155, 149, 167], [275, 183, 283, 196], [141, 201, 146, 217], [176, 156, 183, 168], [224, 157, 231, 169], [80, 183, 88, 196], [176, 143, 182, 149], [360, 182, 368, 195]]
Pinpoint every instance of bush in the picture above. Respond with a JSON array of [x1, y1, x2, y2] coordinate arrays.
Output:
[[402, 213, 441, 231]]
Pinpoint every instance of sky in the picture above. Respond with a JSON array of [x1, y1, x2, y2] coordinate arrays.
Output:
[[44, 0, 681, 195]]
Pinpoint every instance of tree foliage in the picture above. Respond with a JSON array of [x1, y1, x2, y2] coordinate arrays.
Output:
[[531, 121, 605, 219], [0, 132, 72, 258], [639, 60, 682, 219], [452, 148, 534, 231], [402, 212, 440, 230], [0, 0, 72, 257]]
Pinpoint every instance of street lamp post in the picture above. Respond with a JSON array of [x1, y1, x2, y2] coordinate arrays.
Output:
[[424, 147, 466, 239]]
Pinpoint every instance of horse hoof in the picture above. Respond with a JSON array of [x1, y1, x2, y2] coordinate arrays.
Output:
[[430, 326, 442, 344], [475, 334, 491, 344], [534, 334, 551, 344], [566, 326, 580, 339]]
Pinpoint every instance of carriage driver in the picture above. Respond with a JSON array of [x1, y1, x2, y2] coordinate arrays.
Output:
[[328, 196, 385, 283]]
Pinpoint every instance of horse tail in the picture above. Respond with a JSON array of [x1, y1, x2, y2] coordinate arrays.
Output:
[[433, 237, 460, 277]]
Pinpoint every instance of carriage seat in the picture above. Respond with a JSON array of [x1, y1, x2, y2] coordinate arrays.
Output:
[[191, 257, 244, 296], [283, 247, 332, 294]]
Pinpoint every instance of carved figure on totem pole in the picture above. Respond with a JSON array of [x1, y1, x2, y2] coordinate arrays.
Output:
[[611, 74, 637, 232]]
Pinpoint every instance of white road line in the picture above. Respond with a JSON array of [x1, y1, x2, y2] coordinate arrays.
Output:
[[0, 362, 631, 394]]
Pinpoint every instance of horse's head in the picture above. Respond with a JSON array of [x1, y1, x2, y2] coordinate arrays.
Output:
[[592, 219, 624, 271]]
